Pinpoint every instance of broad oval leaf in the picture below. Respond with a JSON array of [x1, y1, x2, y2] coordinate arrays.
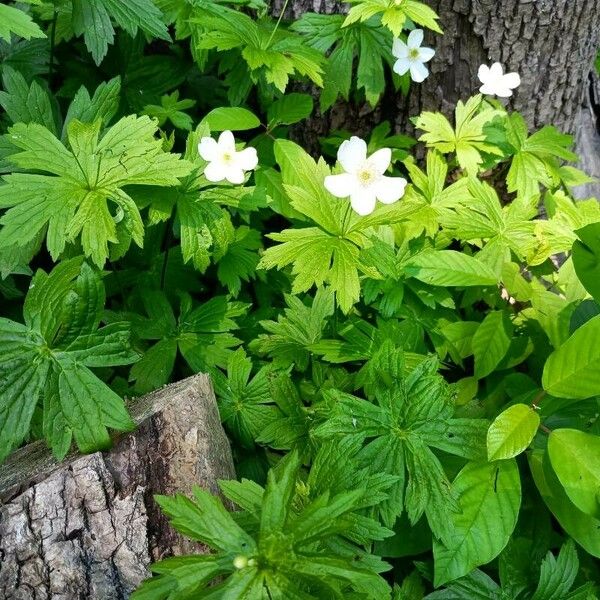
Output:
[[487, 403, 540, 461], [542, 314, 600, 399], [202, 107, 260, 131], [548, 428, 600, 519], [472, 311, 513, 379], [405, 250, 498, 287], [530, 450, 600, 558], [572, 223, 600, 302], [433, 459, 521, 586]]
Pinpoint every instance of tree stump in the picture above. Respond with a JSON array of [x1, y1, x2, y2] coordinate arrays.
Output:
[[0, 374, 234, 600]]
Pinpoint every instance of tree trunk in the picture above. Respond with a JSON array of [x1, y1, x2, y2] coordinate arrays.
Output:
[[0, 374, 235, 600], [274, 0, 600, 196]]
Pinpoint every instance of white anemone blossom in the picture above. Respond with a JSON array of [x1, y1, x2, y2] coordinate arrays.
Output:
[[392, 29, 435, 83], [198, 130, 258, 184], [324, 136, 407, 216], [478, 63, 521, 98]]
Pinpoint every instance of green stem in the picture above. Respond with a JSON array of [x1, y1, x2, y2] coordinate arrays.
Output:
[[266, 0, 290, 48], [48, 8, 58, 87]]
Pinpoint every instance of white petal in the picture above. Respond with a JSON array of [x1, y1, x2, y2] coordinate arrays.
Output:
[[477, 64, 490, 83], [407, 29, 424, 48], [489, 62, 504, 78], [418, 47, 435, 63], [350, 191, 377, 216], [338, 136, 367, 173], [393, 57, 411, 76], [503, 72, 521, 89], [392, 38, 408, 59], [217, 130, 236, 152], [494, 86, 514, 98], [324, 173, 355, 198], [236, 147, 258, 171], [225, 167, 246, 185], [198, 137, 219, 161], [479, 82, 498, 95], [204, 161, 228, 182], [373, 176, 407, 204], [367, 148, 392, 175], [410, 62, 429, 83]]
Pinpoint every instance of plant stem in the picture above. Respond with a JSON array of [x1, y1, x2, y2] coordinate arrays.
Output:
[[160, 217, 174, 290], [48, 8, 58, 87], [266, 0, 291, 48]]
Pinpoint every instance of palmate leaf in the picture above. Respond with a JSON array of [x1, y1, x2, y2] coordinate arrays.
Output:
[[0, 116, 191, 268], [505, 112, 578, 198], [252, 287, 335, 371], [0, 259, 138, 462], [193, 3, 325, 93], [212, 348, 280, 448], [414, 95, 501, 174], [259, 140, 419, 313], [129, 291, 239, 393], [343, 0, 442, 36], [292, 13, 394, 108], [0, 3, 46, 42], [70, 0, 170, 65], [134, 452, 392, 599], [315, 352, 488, 539]]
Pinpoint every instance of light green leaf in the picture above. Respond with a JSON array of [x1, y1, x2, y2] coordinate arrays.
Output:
[[542, 314, 600, 399], [0, 4, 46, 42], [405, 250, 498, 287], [202, 107, 261, 131], [267, 93, 313, 127], [530, 450, 600, 559], [433, 460, 521, 586], [548, 429, 600, 518], [472, 311, 513, 379], [487, 403, 540, 461]]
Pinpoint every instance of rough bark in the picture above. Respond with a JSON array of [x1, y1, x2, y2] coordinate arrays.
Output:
[[273, 0, 600, 196], [0, 374, 235, 600]]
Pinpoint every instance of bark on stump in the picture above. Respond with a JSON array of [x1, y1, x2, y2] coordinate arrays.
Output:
[[0, 374, 234, 600]]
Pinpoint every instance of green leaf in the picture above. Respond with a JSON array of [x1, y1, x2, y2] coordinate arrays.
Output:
[[202, 107, 261, 131], [405, 250, 498, 287], [0, 117, 191, 267], [0, 4, 46, 42], [548, 429, 600, 518], [415, 96, 501, 175], [0, 261, 137, 461], [531, 540, 582, 600], [542, 314, 600, 399], [572, 222, 600, 302], [433, 460, 521, 586], [267, 93, 313, 127], [487, 403, 540, 461], [472, 311, 514, 379], [530, 450, 600, 559]]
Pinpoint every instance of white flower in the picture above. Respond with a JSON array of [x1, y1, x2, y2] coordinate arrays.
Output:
[[478, 63, 520, 98], [198, 130, 258, 184], [392, 29, 435, 83], [324, 136, 407, 216]]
